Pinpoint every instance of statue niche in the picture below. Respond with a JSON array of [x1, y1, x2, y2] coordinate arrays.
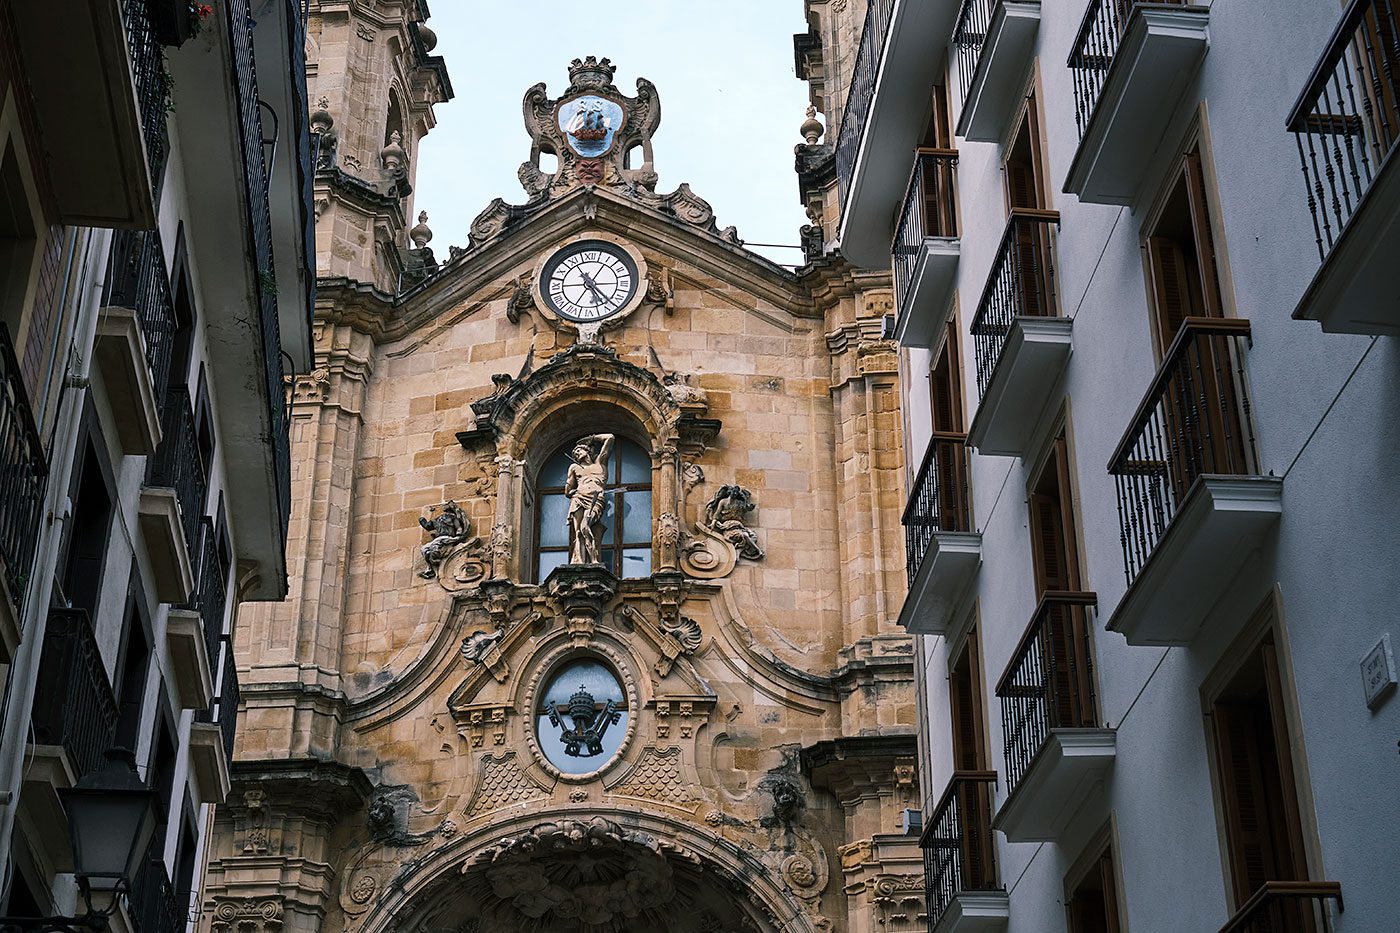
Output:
[[564, 433, 615, 565]]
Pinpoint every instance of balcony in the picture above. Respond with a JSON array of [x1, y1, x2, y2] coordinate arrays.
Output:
[[834, 0, 965, 267], [1064, 2, 1210, 205], [923, 772, 1008, 933], [899, 434, 981, 636], [966, 211, 1070, 457], [0, 329, 48, 659], [23, 608, 119, 872], [164, 609, 214, 711], [190, 638, 238, 802], [129, 841, 183, 933], [1106, 319, 1281, 646], [96, 228, 175, 456], [1287, 0, 1400, 335], [10, 0, 169, 227], [893, 149, 961, 349], [954, 0, 1042, 143], [168, 0, 292, 599], [1218, 882, 1343, 933], [142, 388, 204, 603], [993, 592, 1115, 843]]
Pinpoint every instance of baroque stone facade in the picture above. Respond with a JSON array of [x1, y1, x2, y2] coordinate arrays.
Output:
[[204, 24, 916, 932]]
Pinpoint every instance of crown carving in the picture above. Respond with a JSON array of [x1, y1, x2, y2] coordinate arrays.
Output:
[[568, 56, 616, 90]]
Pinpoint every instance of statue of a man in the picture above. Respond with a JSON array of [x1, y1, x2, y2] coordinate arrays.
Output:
[[564, 433, 614, 565], [418, 501, 469, 578]]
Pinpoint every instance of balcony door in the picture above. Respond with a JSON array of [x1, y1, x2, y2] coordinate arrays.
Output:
[[928, 324, 969, 532], [1210, 634, 1313, 930], [1028, 433, 1094, 730], [948, 633, 995, 891], [1143, 146, 1249, 498], [1065, 829, 1124, 933], [1003, 94, 1054, 318]]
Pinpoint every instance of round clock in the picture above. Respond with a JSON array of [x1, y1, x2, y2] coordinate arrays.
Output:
[[539, 239, 639, 323]]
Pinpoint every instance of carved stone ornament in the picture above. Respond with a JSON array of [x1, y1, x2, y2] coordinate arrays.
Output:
[[680, 484, 764, 579], [470, 818, 700, 928], [210, 898, 284, 933], [366, 787, 432, 848], [464, 58, 741, 251], [460, 629, 509, 684]]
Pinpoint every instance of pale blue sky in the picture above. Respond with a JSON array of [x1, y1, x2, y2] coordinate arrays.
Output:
[[413, 1, 815, 267]]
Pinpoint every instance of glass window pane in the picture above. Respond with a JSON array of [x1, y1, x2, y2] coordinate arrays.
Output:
[[538, 446, 573, 489], [599, 492, 617, 546], [618, 439, 650, 484], [538, 494, 570, 548], [621, 490, 652, 544], [600, 547, 614, 571], [621, 547, 652, 579], [536, 659, 628, 774], [537, 550, 569, 581]]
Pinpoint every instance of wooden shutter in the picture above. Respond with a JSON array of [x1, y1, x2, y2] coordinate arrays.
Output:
[[923, 84, 952, 148], [1145, 236, 1191, 350], [1098, 852, 1122, 933], [1183, 150, 1225, 318], [1261, 641, 1309, 884], [1213, 699, 1277, 904], [1029, 436, 1080, 593], [949, 638, 985, 770], [1359, 7, 1400, 159]]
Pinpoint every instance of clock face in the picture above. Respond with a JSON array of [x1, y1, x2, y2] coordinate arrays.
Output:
[[540, 240, 638, 323]]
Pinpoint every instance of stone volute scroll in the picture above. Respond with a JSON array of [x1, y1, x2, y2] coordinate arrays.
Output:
[[680, 483, 765, 579]]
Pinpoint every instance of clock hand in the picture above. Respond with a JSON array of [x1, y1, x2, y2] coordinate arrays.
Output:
[[581, 272, 607, 306]]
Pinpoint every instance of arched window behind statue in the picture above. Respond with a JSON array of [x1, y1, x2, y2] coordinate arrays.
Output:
[[535, 437, 652, 580]]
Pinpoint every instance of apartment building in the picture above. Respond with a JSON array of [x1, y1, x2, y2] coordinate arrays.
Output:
[[797, 0, 1399, 930], [0, 1, 312, 929]]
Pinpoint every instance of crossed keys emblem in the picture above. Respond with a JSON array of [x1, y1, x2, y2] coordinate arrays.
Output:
[[546, 685, 623, 758]]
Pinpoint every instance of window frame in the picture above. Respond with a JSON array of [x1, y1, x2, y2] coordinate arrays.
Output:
[[533, 436, 653, 581]]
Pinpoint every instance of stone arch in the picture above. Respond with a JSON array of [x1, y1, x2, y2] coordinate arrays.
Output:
[[351, 808, 815, 933]]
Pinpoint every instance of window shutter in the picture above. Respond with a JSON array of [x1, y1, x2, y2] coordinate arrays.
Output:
[[1028, 491, 1070, 593], [1145, 236, 1190, 349], [1007, 159, 1038, 211], [1261, 641, 1309, 883], [1183, 151, 1225, 317], [1098, 852, 1122, 933], [1213, 701, 1276, 905], [950, 656, 981, 770]]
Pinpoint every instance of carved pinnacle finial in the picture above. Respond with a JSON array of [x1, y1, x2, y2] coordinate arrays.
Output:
[[800, 106, 823, 145], [567, 55, 616, 90]]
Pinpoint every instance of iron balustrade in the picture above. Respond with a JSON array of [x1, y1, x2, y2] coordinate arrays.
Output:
[[1286, 0, 1400, 261], [1107, 318, 1256, 585], [893, 148, 960, 314], [921, 771, 1000, 932], [903, 433, 972, 583], [953, 0, 995, 109], [968, 209, 1060, 399], [147, 387, 207, 569], [129, 843, 183, 933], [30, 608, 119, 780], [122, 0, 171, 196], [189, 519, 226, 675], [226, 0, 292, 542], [196, 637, 240, 761], [1069, 1, 1191, 140], [104, 228, 175, 409], [0, 328, 47, 610], [1217, 881, 1343, 933], [995, 591, 1099, 794], [834, 0, 896, 206]]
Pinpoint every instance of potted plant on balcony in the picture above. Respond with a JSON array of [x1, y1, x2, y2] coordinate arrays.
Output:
[[148, 1, 215, 48]]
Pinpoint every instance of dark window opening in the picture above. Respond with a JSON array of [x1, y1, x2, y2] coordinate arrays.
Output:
[[0, 140, 37, 345], [949, 633, 987, 771], [114, 575, 151, 751], [167, 226, 197, 392], [1065, 839, 1123, 933], [60, 434, 115, 616], [1144, 147, 1225, 353], [1004, 96, 1046, 212], [1028, 433, 1081, 595]]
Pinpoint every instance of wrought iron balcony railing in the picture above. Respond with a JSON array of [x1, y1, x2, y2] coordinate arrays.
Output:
[[969, 209, 1060, 398], [953, 0, 995, 109], [1069, 1, 1191, 140], [148, 386, 207, 562], [835, 0, 896, 206], [903, 433, 973, 583], [130, 841, 184, 933], [922, 771, 1001, 931], [30, 607, 119, 779], [995, 591, 1098, 793], [1108, 318, 1256, 584], [196, 636, 240, 761], [189, 518, 226, 674], [1217, 881, 1343, 933], [122, 0, 171, 196], [893, 148, 960, 310], [227, 0, 292, 543], [0, 327, 47, 610], [104, 228, 176, 408], [1287, 0, 1400, 262]]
